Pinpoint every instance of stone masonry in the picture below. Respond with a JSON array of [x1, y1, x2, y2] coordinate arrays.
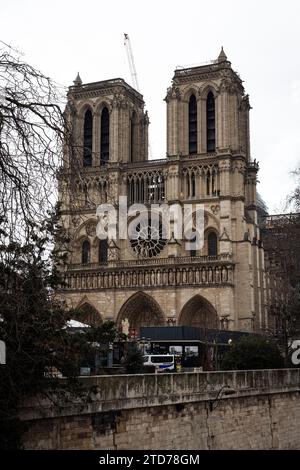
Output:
[[58, 48, 267, 333], [21, 369, 300, 450]]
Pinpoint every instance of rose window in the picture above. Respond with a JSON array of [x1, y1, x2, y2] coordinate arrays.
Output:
[[130, 216, 167, 258]]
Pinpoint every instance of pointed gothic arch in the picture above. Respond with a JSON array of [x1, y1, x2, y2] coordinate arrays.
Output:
[[81, 239, 90, 264], [117, 291, 165, 332], [99, 238, 108, 263], [199, 83, 219, 100], [179, 295, 219, 329], [207, 231, 218, 257], [76, 301, 103, 326]]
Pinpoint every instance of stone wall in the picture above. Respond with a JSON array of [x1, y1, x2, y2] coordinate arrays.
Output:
[[21, 369, 300, 450]]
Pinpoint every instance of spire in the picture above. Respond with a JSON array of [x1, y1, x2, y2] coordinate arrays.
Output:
[[218, 47, 227, 63], [73, 72, 82, 87]]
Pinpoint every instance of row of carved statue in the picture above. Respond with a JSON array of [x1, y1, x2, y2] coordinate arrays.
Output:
[[65, 264, 234, 290]]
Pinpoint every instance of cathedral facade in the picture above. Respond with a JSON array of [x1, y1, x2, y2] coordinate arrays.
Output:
[[59, 49, 267, 334]]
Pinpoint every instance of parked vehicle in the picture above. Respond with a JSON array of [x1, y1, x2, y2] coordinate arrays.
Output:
[[143, 354, 175, 372]]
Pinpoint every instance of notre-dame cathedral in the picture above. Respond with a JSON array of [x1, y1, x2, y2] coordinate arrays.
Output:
[[58, 48, 269, 335]]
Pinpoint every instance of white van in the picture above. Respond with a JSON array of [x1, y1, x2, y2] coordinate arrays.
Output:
[[143, 354, 175, 372]]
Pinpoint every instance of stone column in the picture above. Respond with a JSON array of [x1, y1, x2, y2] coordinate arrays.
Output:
[[110, 105, 119, 162]]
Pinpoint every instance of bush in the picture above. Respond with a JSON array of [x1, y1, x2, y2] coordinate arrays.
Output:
[[221, 336, 284, 370], [124, 343, 144, 374]]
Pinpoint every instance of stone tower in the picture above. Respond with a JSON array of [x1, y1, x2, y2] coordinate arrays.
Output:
[[58, 49, 267, 333], [66, 76, 149, 166]]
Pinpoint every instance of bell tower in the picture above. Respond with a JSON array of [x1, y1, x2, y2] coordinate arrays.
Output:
[[65, 76, 149, 166], [165, 48, 251, 158], [163, 49, 266, 332]]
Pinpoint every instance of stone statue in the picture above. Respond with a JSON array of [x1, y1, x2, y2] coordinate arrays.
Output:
[[121, 318, 130, 336]]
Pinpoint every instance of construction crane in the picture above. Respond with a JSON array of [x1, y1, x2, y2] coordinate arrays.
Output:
[[123, 34, 153, 158], [124, 33, 140, 92]]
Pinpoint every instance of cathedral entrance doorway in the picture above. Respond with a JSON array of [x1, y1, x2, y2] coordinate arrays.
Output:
[[178, 295, 219, 329], [76, 302, 103, 326], [117, 292, 165, 335]]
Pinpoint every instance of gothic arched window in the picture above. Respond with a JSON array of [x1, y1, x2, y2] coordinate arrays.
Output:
[[208, 232, 218, 257], [99, 239, 108, 263], [82, 240, 90, 264], [100, 107, 109, 164], [206, 170, 210, 195], [83, 110, 93, 166], [190, 235, 196, 257], [212, 170, 215, 195], [191, 173, 196, 197], [186, 174, 190, 198], [130, 111, 137, 162], [189, 94, 197, 154], [206, 92, 215, 152]]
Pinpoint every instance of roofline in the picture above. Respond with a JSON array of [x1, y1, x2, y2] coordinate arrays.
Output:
[[68, 77, 143, 101]]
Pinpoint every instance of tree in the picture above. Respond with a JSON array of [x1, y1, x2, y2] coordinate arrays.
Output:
[[124, 343, 145, 374], [0, 42, 87, 448], [268, 282, 300, 366], [0, 41, 69, 240], [78, 320, 127, 373], [221, 336, 284, 371], [262, 213, 300, 365], [288, 166, 300, 211], [0, 207, 90, 448]]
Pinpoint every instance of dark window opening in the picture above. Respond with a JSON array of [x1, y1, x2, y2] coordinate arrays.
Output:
[[186, 174, 190, 198], [208, 232, 218, 257], [83, 110, 93, 166], [190, 235, 196, 257], [206, 171, 210, 195], [191, 173, 196, 197], [82, 240, 90, 264], [99, 239, 108, 263], [206, 92, 215, 152], [189, 95, 197, 154], [100, 107, 109, 164]]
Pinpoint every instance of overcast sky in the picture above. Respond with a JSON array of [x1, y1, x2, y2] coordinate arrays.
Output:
[[2, 0, 300, 213]]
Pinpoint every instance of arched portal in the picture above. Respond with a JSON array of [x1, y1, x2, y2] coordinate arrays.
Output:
[[179, 295, 219, 329], [117, 292, 165, 333], [76, 301, 103, 326]]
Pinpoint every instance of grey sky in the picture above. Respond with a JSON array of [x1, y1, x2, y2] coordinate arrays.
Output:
[[2, 0, 300, 213]]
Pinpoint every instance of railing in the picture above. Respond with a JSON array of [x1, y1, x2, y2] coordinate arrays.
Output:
[[175, 59, 218, 69], [69, 78, 142, 99], [174, 60, 230, 77], [124, 159, 167, 168], [263, 213, 300, 226], [19, 369, 300, 422]]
